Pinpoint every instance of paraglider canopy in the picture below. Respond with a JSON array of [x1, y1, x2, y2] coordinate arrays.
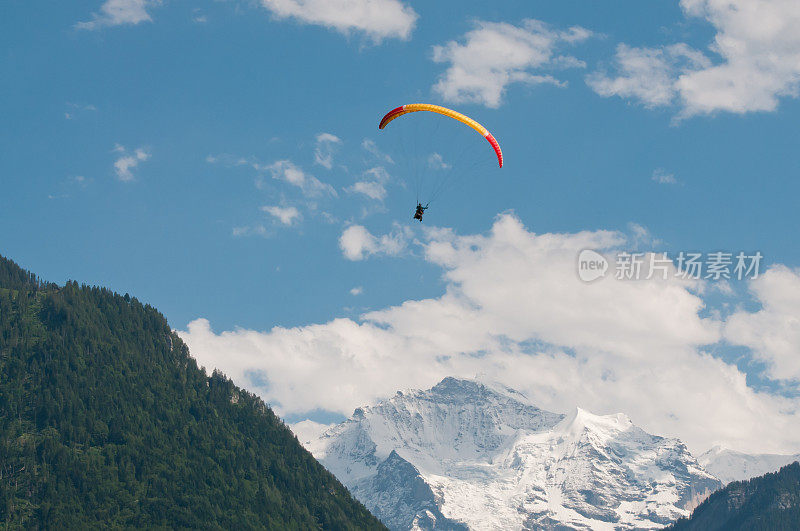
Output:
[[379, 104, 503, 168], [377, 103, 504, 214]]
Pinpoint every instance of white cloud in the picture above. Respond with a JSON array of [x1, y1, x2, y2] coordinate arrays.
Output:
[[432, 20, 592, 108], [178, 214, 800, 453], [627, 222, 661, 248], [232, 225, 270, 238], [427, 152, 451, 170], [362, 139, 394, 164], [260, 0, 417, 43], [350, 286, 364, 296], [678, 0, 800, 115], [113, 145, 150, 182], [77, 0, 157, 30], [652, 168, 678, 185], [725, 266, 800, 381], [265, 160, 336, 197], [262, 205, 302, 226], [339, 224, 408, 260], [348, 181, 386, 200], [362, 166, 391, 183], [591, 0, 800, 115], [588, 44, 710, 108], [314, 133, 341, 169], [205, 153, 250, 166], [346, 166, 391, 201], [65, 103, 98, 119], [192, 9, 207, 24], [290, 420, 334, 445]]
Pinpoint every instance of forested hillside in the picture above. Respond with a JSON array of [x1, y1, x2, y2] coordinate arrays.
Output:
[[0, 255, 384, 529], [669, 461, 800, 530]]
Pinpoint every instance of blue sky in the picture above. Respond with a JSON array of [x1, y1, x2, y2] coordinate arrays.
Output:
[[4, 0, 800, 453]]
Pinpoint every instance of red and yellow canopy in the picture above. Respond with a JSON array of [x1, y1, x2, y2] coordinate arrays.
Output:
[[379, 104, 503, 168]]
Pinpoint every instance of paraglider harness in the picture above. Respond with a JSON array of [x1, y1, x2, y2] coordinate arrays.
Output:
[[413, 203, 428, 222]]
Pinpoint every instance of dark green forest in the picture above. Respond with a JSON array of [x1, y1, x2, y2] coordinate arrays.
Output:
[[0, 255, 384, 529], [669, 461, 800, 530]]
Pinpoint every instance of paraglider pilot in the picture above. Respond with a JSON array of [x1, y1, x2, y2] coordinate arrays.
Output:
[[414, 203, 428, 222]]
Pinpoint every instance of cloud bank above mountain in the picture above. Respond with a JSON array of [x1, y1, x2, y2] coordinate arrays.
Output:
[[179, 213, 800, 454]]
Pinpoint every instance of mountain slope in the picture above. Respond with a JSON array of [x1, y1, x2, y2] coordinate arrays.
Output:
[[307, 377, 720, 530], [0, 255, 384, 529], [699, 445, 800, 485], [668, 461, 800, 530]]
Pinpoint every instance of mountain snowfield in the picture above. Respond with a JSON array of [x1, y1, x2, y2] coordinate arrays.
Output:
[[300, 378, 723, 530], [698, 446, 800, 485]]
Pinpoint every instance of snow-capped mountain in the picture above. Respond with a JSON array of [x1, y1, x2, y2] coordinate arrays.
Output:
[[698, 445, 800, 485], [304, 377, 721, 530]]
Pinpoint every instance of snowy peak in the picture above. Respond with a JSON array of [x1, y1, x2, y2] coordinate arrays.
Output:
[[426, 376, 530, 404], [306, 378, 721, 530], [699, 445, 800, 485], [316, 377, 564, 475], [531, 406, 645, 467], [558, 407, 634, 437], [389, 376, 556, 425]]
